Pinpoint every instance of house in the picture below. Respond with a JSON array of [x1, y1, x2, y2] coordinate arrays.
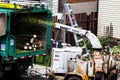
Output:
[[97, 0, 120, 39], [67, 0, 120, 39]]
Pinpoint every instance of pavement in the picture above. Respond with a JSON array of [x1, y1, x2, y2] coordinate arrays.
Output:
[[27, 64, 120, 80], [118, 73, 120, 80], [27, 64, 51, 78]]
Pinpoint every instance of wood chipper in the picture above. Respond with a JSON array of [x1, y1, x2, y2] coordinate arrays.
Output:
[[0, 1, 52, 78], [49, 3, 118, 80], [49, 3, 116, 80]]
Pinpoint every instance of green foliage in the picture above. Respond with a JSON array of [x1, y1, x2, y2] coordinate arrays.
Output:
[[19, 16, 54, 27], [99, 37, 111, 46], [110, 45, 120, 54], [98, 37, 120, 54], [85, 39, 92, 49], [78, 37, 92, 49]]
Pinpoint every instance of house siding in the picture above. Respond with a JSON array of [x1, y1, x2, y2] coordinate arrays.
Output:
[[70, 1, 97, 15], [97, 0, 120, 39]]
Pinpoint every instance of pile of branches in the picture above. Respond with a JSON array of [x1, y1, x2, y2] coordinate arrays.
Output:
[[23, 34, 43, 51]]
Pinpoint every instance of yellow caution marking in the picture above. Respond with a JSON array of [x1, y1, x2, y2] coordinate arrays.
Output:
[[0, 2, 21, 9]]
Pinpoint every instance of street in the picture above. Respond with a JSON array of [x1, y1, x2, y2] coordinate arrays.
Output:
[[118, 73, 120, 80]]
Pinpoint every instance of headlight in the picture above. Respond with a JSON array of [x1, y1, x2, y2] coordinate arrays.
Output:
[[0, 43, 6, 51]]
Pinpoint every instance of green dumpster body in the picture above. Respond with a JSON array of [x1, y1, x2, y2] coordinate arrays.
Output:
[[0, 3, 52, 63]]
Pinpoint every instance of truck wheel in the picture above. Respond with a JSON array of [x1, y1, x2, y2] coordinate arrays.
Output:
[[67, 76, 82, 80], [0, 64, 5, 79], [0, 56, 5, 79], [14, 58, 32, 75], [109, 71, 117, 80]]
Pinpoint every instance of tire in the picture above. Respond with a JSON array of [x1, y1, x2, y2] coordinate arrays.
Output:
[[95, 72, 103, 80], [89, 77, 94, 80], [67, 76, 82, 80], [0, 65, 5, 79], [109, 72, 117, 80], [14, 58, 32, 75], [0, 56, 5, 79], [48, 75, 57, 80]]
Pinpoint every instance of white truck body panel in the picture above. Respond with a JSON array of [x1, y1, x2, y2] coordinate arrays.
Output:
[[88, 60, 94, 76], [51, 47, 82, 73], [94, 58, 103, 71]]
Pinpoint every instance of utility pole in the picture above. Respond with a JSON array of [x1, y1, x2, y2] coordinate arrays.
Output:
[[58, 0, 66, 43]]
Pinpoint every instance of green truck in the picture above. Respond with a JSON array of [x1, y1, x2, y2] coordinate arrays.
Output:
[[0, 2, 52, 78]]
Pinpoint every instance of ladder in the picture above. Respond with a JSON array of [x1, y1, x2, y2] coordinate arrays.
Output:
[[64, 4, 90, 58], [64, 4, 82, 47]]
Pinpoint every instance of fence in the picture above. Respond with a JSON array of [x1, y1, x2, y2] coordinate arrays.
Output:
[[51, 12, 98, 45]]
